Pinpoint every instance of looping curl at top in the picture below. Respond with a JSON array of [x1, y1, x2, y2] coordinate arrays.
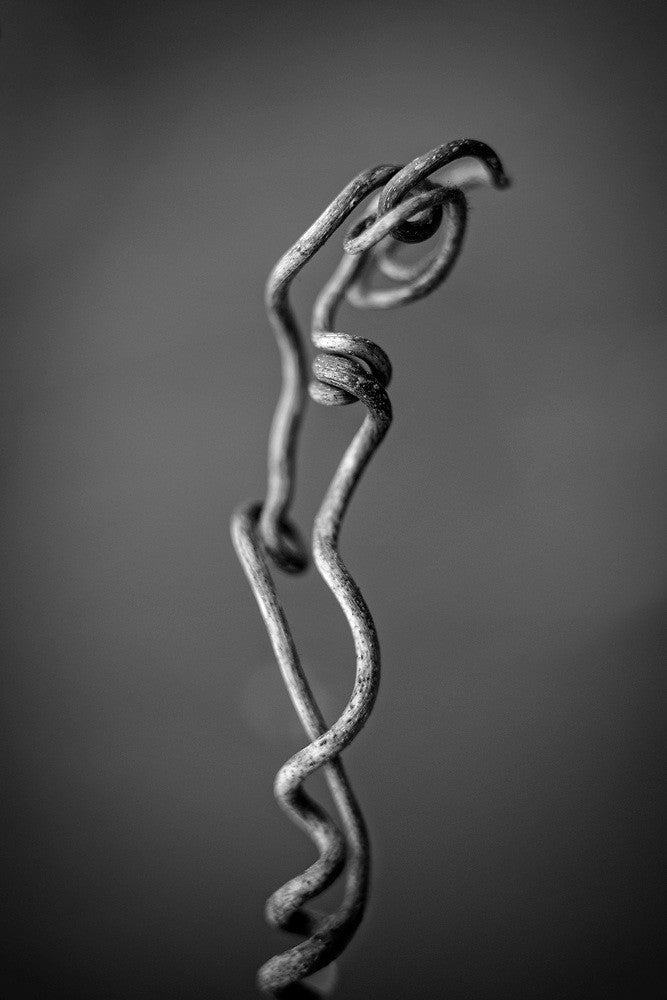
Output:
[[340, 138, 510, 310], [258, 139, 509, 575], [377, 137, 509, 244]]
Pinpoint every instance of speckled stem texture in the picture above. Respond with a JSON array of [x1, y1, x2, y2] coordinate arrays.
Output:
[[231, 139, 509, 996]]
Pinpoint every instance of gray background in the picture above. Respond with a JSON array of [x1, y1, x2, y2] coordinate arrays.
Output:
[[1, 1, 665, 997]]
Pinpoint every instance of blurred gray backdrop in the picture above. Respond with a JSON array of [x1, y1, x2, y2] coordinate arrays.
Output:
[[1, 1, 665, 997]]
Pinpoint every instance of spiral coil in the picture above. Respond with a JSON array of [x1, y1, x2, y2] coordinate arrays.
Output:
[[231, 140, 509, 995]]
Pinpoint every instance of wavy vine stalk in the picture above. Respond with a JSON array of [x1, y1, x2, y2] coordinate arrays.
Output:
[[231, 140, 509, 996]]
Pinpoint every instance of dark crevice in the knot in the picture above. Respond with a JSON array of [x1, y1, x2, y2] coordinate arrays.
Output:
[[261, 514, 309, 574], [377, 175, 444, 244]]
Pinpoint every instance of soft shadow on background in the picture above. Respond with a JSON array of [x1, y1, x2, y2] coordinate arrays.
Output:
[[1, 2, 665, 997]]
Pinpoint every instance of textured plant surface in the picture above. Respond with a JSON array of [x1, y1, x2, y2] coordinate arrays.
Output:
[[231, 140, 509, 997]]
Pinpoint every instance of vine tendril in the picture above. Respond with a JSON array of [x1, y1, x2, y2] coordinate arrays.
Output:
[[231, 138, 509, 995]]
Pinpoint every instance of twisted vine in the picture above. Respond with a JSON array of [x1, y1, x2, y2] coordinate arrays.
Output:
[[231, 139, 509, 995]]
